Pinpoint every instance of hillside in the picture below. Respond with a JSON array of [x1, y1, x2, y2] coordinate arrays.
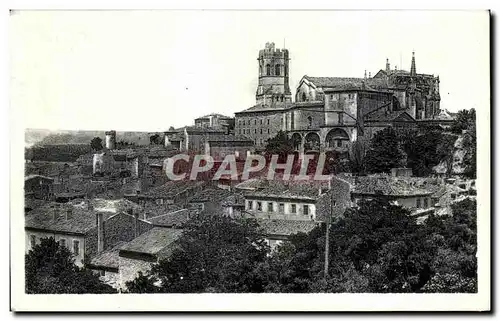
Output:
[[25, 129, 153, 147]]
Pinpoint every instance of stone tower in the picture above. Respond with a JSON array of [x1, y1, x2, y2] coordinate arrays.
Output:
[[255, 42, 292, 106]]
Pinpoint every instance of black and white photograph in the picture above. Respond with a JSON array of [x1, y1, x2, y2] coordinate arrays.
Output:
[[9, 9, 490, 312]]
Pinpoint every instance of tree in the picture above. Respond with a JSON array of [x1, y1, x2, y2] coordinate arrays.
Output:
[[365, 127, 407, 174], [265, 131, 295, 160], [26, 237, 116, 294], [450, 108, 476, 135], [462, 123, 477, 178], [90, 137, 104, 151], [401, 129, 456, 177], [150, 134, 163, 145], [126, 215, 270, 293]]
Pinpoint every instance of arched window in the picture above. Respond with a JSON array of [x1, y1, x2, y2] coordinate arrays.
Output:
[[280, 95, 284, 102], [275, 64, 281, 76], [301, 92, 307, 102], [307, 116, 313, 128], [266, 64, 271, 76], [284, 65, 288, 76]]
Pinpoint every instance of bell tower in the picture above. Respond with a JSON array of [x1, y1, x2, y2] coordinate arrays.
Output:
[[255, 42, 292, 106]]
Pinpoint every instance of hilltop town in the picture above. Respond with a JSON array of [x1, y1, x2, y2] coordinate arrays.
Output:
[[24, 42, 477, 293]]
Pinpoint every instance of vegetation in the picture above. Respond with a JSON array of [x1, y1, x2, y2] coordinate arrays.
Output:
[[26, 237, 116, 294], [126, 198, 477, 293], [90, 137, 104, 151], [450, 109, 476, 135], [365, 127, 407, 174], [126, 214, 269, 293], [27, 144, 92, 162], [265, 131, 295, 160]]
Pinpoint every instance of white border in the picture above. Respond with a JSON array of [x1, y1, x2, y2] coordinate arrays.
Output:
[[7, 5, 492, 313]]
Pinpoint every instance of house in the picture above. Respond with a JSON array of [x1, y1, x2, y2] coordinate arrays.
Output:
[[25, 174, 54, 201], [350, 175, 436, 215], [25, 199, 152, 267], [138, 180, 205, 207], [203, 135, 254, 161], [90, 227, 182, 290], [255, 219, 319, 250]]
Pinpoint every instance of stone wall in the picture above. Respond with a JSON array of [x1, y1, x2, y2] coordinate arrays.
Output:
[[85, 213, 153, 260]]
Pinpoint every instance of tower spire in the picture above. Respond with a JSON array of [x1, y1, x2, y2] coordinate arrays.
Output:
[[386, 58, 390, 73], [410, 51, 416, 76]]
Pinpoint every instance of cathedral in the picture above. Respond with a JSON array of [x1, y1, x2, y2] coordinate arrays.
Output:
[[235, 42, 450, 153]]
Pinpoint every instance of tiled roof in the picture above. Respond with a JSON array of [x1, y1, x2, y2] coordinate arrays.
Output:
[[25, 201, 114, 234], [304, 75, 392, 91], [205, 135, 254, 143], [304, 76, 364, 88], [234, 178, 265, 191], [364, 110, 415, 122], [176, 126, 226, 134], [235, 104, 290, 114], [195, 113, 231, 119], [25, 174, 54, 182], [148, 209, 195, 228], [25, 198, 142, 234], [89, 241, 126, 269], [352, 175, 434, 197], [143, 180, 205, 199], [186, 186, 233, 203], [120, 227, 182, 256], [245, 180, 325, 201], [256, 219, 319, 237]]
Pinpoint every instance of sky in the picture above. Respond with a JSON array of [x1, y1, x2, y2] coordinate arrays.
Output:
[[10, 10, 490, 132]]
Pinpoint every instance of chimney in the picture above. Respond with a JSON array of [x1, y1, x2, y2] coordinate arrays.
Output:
[[65, 208, 72, 220], [96, 212, 104, 253]]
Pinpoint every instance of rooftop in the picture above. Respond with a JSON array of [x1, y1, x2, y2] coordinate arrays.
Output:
[[148, 209, 196, 228], [143, 180, 205, 199], [25, 198, 142, 234], [204, 135, 254, 143], [352, 175, 435, 197], [25, 174, 55, 182], [255, 219, 319, 237], [244, 180, 329, 201], [119, 227, 182, 257]]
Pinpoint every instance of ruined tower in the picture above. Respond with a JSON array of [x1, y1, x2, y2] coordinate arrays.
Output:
[[255, 42, 292, 106]]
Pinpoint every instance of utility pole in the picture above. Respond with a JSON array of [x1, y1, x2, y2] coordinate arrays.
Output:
[[324, 187, 335, 280]]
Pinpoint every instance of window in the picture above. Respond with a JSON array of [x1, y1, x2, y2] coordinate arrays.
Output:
[[60, 238, 66, 248], [303, 205, 309, 215], [279, 203, 285, 213], [424, 198, 429, 208], [257, 202, 262, 211], [260, 119, 263, 125], [268, 128, 270, 134], [260, 129, 263, 134], [254, 120, 257, 125], [267, 119, 270, 125], [73, 240, 80, 256], [416, 198, 421, 208], [291, 204, 296, 214], [339, 112, 344, 124], [337, 140, 343, 148], [302, 92, 307, 102], [266, 64, 271, 76], [330, 94, 334, 99], [268, 202, 274, 212], [275, 64, 281, 76], [30, 235, 36, 248], [254, 129, 257, 134], [259, 65, 262, 76], [284, 65, 288, 76], [307, 116, 313, 128]]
